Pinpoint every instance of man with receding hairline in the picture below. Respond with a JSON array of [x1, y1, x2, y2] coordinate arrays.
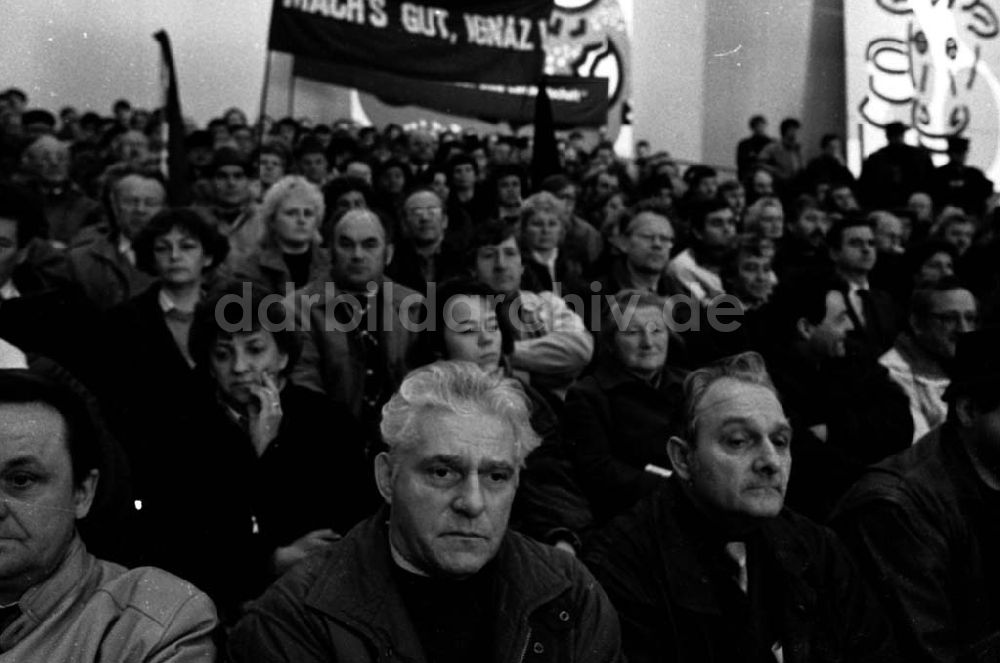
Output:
[[584, 352, 899, 663], [879, 278, 978, 442], [290, 207, 422, 439]]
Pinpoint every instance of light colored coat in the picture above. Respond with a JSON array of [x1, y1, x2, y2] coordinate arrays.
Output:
[[510, 289, 594, 399], [0, 536, 217, 661]]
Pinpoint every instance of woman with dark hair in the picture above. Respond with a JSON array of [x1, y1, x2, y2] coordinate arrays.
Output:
[[563, 290, 687, 524], [131, 282, 376, 624], [373, 157, 410, 222], [102, 207, 229, 439], [420, 277, 594, 552], [487, 163, 528, 223]]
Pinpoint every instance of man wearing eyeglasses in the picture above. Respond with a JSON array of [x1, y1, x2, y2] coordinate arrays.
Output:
[[598, 208, 678, 298], [583, 208, 685, 340], [387, 188, 463, 295], [834, 328, 1000, 662], [879, 277, 978, 442]]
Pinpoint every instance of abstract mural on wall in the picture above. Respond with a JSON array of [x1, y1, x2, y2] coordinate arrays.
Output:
[[846, 0, 1000, 182], [541, 0, 631, 139]]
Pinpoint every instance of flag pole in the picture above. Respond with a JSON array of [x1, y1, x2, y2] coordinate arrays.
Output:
[[259, 50, 273, 128]]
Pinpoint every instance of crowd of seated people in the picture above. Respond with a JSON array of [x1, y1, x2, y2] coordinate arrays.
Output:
[[0, 84, 999, 661]]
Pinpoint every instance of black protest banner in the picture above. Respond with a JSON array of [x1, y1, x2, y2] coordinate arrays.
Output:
[[293, 56, 607, 127], [269, 0, 552, 85]]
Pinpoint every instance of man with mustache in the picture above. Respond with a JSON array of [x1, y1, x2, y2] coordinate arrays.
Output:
[[667, 199, 737, 305], [230, 361, 624, 662], [772, 194, 831, 284], [584, 352, 899, 662]]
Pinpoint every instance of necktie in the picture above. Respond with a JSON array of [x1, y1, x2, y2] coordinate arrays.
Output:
[[724, 541, 748, 594], [852, 288, 868, 328]]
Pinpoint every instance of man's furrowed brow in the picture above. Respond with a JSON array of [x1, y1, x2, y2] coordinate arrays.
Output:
[[418, 454, 466, 469], [719, 416, 791, 433], [0, 455, 45, 472], [479, 460, 516, 475]]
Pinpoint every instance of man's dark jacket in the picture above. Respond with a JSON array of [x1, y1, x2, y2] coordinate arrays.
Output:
[[229, 510, 624, 662], [765, 349, 913, 519], [832, 426, 1000, 663], [386, 239, 464, 295], [584, 479, 899, 663]]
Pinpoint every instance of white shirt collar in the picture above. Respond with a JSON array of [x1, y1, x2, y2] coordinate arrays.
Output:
[[158, 288, 195, 315], [0, 280, 20, 301], [847, 278, 870, 293], [0, 337, 27, 368], [531, 248, 559, 280], [117, 235, 136, 266]]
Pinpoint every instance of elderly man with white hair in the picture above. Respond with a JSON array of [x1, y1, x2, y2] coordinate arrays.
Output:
[[230, 361, 624, 662], [16, 134, 100, 247]]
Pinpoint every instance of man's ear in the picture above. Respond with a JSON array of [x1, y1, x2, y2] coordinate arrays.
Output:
[[955, 396, 977, 428], [795, 317, 813, 342], [374, 452, 394, 505], [73, 469, 99, 520], [384, 242, 395, 267], [666, 436, 693, 481]]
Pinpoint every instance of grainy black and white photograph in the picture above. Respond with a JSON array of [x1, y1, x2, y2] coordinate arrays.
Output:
[[0, 0, 998, 660]]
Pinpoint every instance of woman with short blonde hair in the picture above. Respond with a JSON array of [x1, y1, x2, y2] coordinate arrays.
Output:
[[224, 175, 329, 293]]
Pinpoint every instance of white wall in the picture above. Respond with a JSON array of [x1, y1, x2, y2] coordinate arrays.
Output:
[[632, 0, 846, 173], [2, 0, 846, 172], [1, 0, 272, 126]]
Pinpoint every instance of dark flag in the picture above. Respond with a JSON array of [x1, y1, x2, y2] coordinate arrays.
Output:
[[530, 76, 560, 189], [153, 30, 190, 206]]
